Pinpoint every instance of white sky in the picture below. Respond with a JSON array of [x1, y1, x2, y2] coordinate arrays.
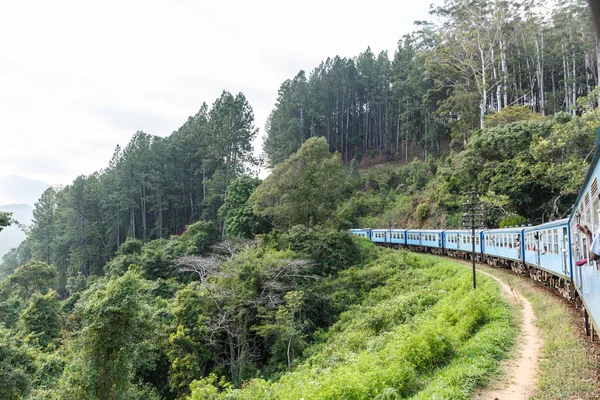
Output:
[[0, 0, 431, 186]]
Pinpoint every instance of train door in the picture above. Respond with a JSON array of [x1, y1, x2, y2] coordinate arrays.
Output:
[[535, 232, 541, 265], [562, 227, 569, 275]]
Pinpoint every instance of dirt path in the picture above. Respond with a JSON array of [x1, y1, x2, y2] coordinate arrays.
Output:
[[472, 268, 544, 400]]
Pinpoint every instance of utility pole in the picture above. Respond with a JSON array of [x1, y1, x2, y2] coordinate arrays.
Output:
[[463, 187, 485, 289]]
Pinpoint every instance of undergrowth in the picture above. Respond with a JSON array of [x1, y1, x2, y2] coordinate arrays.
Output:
[[186, 251, 517, 399]]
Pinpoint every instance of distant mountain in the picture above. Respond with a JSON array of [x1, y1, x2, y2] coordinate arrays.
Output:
[[0, 175, 49, 206], [0, 175, 47, 260], [0, 204, 34, 259]]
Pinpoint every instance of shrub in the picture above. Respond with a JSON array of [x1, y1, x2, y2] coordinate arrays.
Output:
[[287, 226, 363, 275], [416, 203, 430, 221], [181, 221, 221, 255], [499, 214, 527, 228]]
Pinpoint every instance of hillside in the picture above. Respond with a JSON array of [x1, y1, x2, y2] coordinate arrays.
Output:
[[332, 107, 600, 231], [1, 0, 600, 398]]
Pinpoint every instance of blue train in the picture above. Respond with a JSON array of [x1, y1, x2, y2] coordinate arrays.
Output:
[[350, 133, 600, 339]]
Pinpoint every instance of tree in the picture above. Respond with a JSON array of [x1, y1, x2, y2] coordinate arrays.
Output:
[[0, 211, 12, 233], [18, 290, 62, 348], [2, 261, 57, 299], [485, 105, 543, 127], [0, 328, 34, 399], [218, 176, 267, 238], [254, 290, 306, 370], [57, 271, 152, 399], [251, 137, 346, 229]]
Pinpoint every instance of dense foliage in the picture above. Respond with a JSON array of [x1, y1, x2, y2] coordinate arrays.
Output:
[[0, 91, 258, 296], [251, 137, 346, 229], [1, 0, 599, 398], [333, 104, 600, 229], [187, 253, 515, 399], [264, 0, 597, 166]]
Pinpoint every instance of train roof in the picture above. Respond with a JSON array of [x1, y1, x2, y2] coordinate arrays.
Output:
[[405, 229, 443, 233], [523, 218, 569, 232], [443, 229, 484, 233], [569, 127, 600, 225], [481, 227, 524, 234]]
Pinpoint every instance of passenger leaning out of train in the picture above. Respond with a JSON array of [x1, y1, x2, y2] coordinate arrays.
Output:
[[576, 224, 600, 264]]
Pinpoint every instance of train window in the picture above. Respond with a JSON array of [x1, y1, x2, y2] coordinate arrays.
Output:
[[553, 229, 559, 253]]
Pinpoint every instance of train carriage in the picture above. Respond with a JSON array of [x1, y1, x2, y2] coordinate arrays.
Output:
[[481, 227, 523, 263], [524, 219, 570, 278], [390, 229, 408, 245], [349, 128, 600, 340], [569, 130, 600, 335], [405, 229, 443, 249], [348, 228, 371, 241], [370, 229, 389, 244], [444, 229, 482, 253]]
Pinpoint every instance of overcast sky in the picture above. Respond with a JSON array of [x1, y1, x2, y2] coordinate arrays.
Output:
[[0, 0, 432, 186]]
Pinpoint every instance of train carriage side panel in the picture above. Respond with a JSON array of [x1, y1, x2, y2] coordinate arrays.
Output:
[[482, 227, 523, 262], [371, 229, 389, 244], [568, 128, 600, 336], [349, 229, 371, 240], [406, 229, 443, 248], [523, 219, 570, 279], [390, 229, 407, 245]]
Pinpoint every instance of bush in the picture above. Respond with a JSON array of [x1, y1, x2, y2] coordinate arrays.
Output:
[[416, 203, 430, 221], [499, 214, 527, 228], [181, 221, 221, 255], [287, 226, 363, 275]]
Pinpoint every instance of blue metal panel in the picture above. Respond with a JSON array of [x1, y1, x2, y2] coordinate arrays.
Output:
[[444, 229, 482, 253], [568, 138, 600, 332], [389, 229, 407, 245], [523, 219, 570, 278], [567, 128, 600, 332], [371, 229, 389, 244], [482, 228, 523, 261], [406, 230, 443, 248], [348, 229, 371, 241]]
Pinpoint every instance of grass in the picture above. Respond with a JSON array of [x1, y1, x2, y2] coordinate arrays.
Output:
[[187, 250, 518, 400], [443, 257, 600, 399]]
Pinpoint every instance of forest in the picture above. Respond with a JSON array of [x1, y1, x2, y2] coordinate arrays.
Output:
[[1, 0, 600, 398], [265, 0, 598, 167]]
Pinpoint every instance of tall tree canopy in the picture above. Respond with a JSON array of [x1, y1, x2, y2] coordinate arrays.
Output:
[[264, 0, 599, 164], [9, 90, 258, 295], [251, 137, 346, 229]]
